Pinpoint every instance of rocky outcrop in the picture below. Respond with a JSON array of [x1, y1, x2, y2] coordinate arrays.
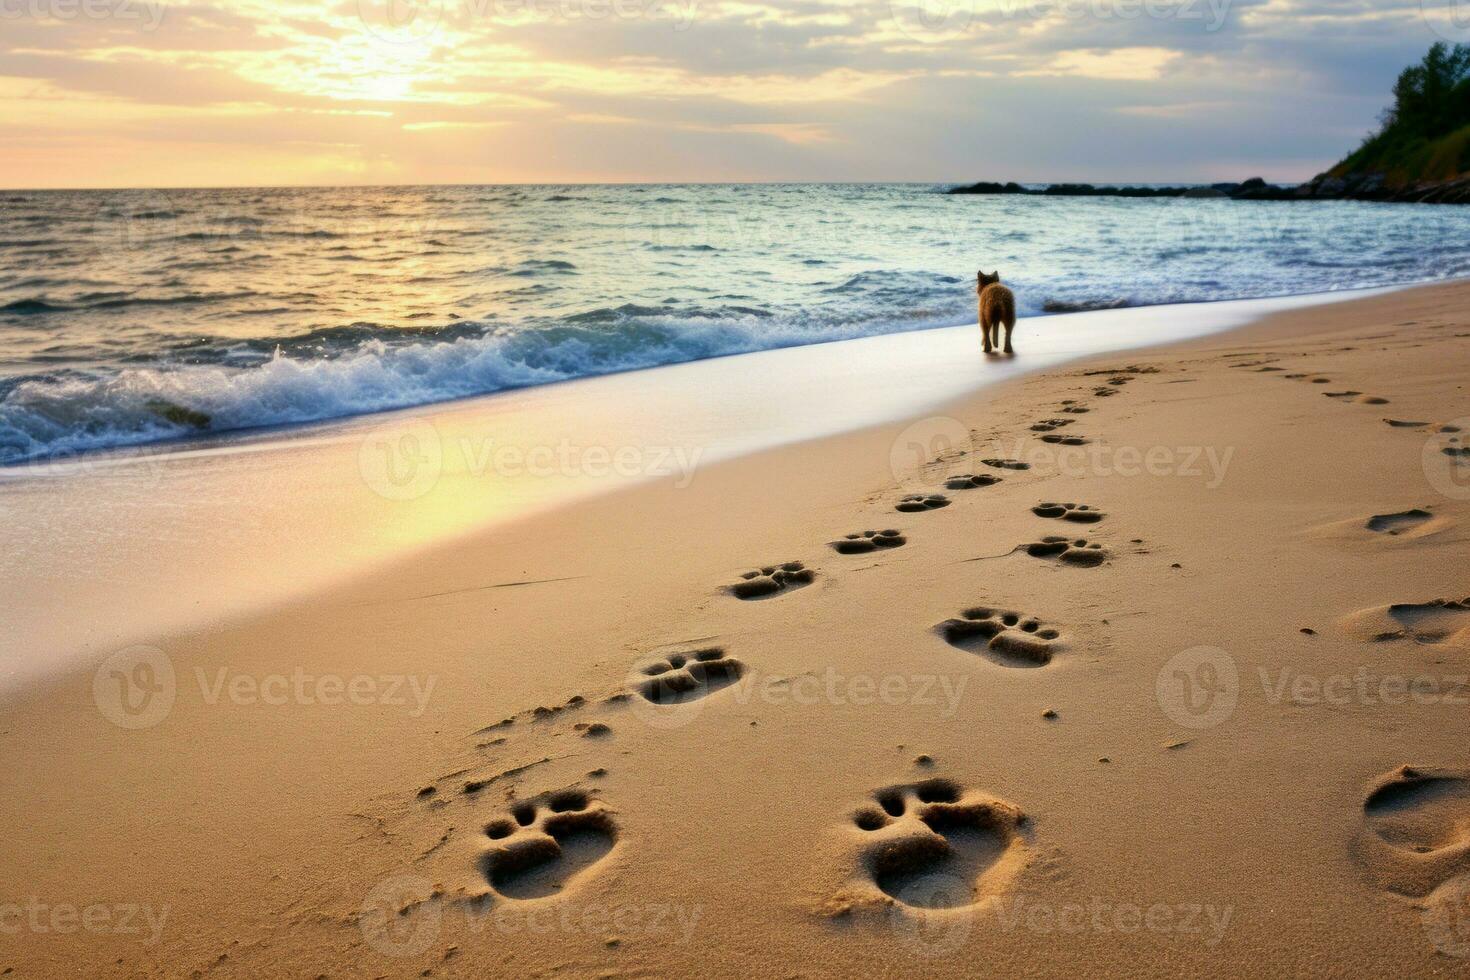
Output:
[[947, 173, 1470, 203], [1292, 171, 1470, 203]]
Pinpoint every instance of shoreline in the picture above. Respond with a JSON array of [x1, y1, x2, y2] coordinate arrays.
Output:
[[0, 280, 1433, 472], [0, 284, 1406, 693], [2, 279, 1470, 975], [3, 279, 1469, 976]]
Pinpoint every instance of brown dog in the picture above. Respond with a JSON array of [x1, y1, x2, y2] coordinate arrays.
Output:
[[977, 271, 1016, 354]]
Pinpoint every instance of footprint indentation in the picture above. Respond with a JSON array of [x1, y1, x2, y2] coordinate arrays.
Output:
[[1354, 766, 1470, 900], [1325, 390, 1389, 405], [480, 790, 617, 900], [981, 458, 1030, 471], [636, 648, 745, 704], [944, 473, 1000, 491], [1039, 434, 1090, 446], [848, 778, 1027, 909], [896, 494, 950, 513], [935, 605, 1063, 667], [1025, 536, 1107, 567], [1030, 419, 1073, 432], [1365, 509, 1432, 535], [831, 529, 906, 554], [728, 562, 814, 599], [1032, 501, 1104, 524]]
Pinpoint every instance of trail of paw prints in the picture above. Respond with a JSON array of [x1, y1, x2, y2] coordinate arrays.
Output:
[[479, 788, 618, 900], [831, 529, 906, 554], [896, 493, 951, 513], [845, 777, 1029, 910], [1024, 536, 1108, 567], [934, 605, 1064, 668], [1032, 501, 1104, 524], [728, 562, 815, 599]]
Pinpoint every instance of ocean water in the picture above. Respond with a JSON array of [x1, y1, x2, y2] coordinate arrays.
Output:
[[1, 182, 1467, 464]]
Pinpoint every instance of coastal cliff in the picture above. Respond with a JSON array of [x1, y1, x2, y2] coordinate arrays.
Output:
[[951, 42, 1470, 204]]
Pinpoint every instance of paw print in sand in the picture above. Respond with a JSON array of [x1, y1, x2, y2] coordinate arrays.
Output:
[[944, 473, 1000, 491], [981, 458, 1030, 471], [480, 789, 617, 900], [1030, 419, 1073, 432], [1039, 434, 1089, 446], [1025, 536, 1107, 567], [831, 529, 906, 554], [847, 778, 1028, 910], [1032, 501, 1104, 524], [935, 606, 1063, 667], [728, 562, 815, 599], [635, 648, 745, 704], [896, 494, 950, 513]]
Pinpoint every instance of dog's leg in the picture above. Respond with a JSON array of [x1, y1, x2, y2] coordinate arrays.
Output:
[[981, 316, 993, 353], [1003, 320, 1014, 354]]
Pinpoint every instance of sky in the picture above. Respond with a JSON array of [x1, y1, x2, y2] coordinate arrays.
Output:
[[0, 0, 1454, 187]]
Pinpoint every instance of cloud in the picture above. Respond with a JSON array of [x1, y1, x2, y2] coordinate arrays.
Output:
[[0, 0, 1444, 185]]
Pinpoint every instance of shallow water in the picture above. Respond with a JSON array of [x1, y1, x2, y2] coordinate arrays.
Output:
[[0, 288, 1384, 690], [1, 183, 1466, 463]]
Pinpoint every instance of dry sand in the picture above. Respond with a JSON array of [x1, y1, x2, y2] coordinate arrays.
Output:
[[3, 281, 1470, 977]]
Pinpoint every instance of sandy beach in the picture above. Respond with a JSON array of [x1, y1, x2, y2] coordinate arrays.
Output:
[[4, 280, 1470, 977]]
